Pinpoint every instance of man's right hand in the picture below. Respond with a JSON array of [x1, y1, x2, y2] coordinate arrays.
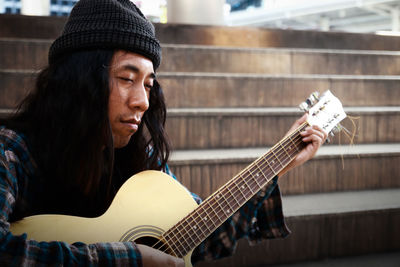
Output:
[[137, 244, 185, 267]]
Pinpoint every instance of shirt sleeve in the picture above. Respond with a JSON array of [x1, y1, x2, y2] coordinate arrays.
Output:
[[163, 164, 290, 263], [0, 130, 143, 266]]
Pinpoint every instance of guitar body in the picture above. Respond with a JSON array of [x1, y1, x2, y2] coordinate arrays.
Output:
[[10, 171, 198, 267]]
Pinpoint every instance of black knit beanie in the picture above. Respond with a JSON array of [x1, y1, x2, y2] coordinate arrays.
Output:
[[48, 0, 161, 69]]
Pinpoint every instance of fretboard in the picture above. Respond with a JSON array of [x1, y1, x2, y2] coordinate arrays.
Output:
[[163, 122, 308, 257]]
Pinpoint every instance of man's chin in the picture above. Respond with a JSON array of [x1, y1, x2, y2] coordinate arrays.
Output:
[[113, 135, 133, 149]]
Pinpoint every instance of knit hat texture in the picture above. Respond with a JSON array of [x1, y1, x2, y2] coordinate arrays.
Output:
[[48, 0, 161, 69]]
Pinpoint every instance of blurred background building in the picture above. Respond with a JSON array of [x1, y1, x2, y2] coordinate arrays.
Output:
[[1, 0, 400, 34]]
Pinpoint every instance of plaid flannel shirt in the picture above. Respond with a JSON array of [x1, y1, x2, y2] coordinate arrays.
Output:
[[0, 126, 289, 266]]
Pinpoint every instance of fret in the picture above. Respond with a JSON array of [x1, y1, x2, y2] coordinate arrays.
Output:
[[296, 128, 305, 140], [204, 199, 223, 227], [265, 153, 278, 175], [279, 140, 292, 159], [235, 176, 248, 201], [214, 191, 228, 220], [175, 221, 197, 253], [288, 134, 299, 152], [162, 234, 181, 258], [254, 163, 268, 182], [227, 182, 242, 208], [271, 149, 284, 168], [190, 212, 206, 236], [239, 173, 255, 199], [200, 202, 219, 229], [167, 227, 189, 258], [248, 167, 262, 188], [193, 209, 211, 237], [220, 187, 235, 215], [241, 170, 256, 195]]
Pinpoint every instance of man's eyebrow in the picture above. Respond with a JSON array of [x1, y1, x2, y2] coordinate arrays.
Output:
[[121, 64, 156, 79]]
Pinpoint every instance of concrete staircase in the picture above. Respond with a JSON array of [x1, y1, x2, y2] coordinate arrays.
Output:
[[1, 14, 399, 266]]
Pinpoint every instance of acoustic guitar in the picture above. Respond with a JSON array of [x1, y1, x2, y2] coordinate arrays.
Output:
[[10, 90, 346, 266]]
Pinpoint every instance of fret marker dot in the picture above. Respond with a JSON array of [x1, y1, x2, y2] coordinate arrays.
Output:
[[204, 217, 208, 221], [193, 226, 197, 229], [241, 185, 245, 189], [272, 160, 275, 163], [256, 173, 259, 177], [227, 209, 230, 213]]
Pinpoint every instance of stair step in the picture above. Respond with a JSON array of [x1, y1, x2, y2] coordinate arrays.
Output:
[[282, 188, 400, 217], [0, 14, 65, 39], [156, 23, 400, 51], [197, 203, 400, 266], [169, 144, 400, 197], [2, 38, 400, 75], [159, 73, 400, 108], [2, 69, 400, 108], [196, 190, 400, 266], [3, 14, 400, 51], [165, 107, 400, 149], [1, 105, 399, 148], [170, 143, 400, 163], [264, 252, 400, 267], [0, 38, 50, 70], [0, 69, 37, 109], [159, 45, 400, 75]]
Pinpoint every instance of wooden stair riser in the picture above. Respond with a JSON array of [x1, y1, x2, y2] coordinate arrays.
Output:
[[159, 47, 400, 75], [166, 112, 400, 149], [2, 39, 400, 75], [196, 209, 400, 266], [2, 72, 399, 109], [160, 75, 400, 108], [2, 14, 400, 51], [171, 153, 400, 198]]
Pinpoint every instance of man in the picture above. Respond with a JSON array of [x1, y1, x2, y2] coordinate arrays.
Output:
[[0, 0, 326, 266]]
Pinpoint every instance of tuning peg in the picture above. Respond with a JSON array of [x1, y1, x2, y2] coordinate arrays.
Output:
[[325, 130, 336, 144], [332, 124, 343, 133], [299, 102, 309, 112], [309, 92, 320, 103], [306, 92, 319, 106], [299, 92, 320, 111]]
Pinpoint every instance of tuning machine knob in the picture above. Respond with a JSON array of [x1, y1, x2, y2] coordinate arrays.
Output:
[[299, 102, 309, 112], [299, 91, 320, 112], [332, 124, 343, 133], [326, 124, 344, 143]]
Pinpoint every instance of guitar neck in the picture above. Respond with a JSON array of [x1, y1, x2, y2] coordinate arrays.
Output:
[[163, 122, 309, 257]]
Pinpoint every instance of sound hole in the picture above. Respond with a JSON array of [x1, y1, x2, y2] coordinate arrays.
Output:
[[135, 236, 166, 251]]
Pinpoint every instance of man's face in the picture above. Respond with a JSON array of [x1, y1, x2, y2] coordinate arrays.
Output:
[[108, 50, 155, 148]]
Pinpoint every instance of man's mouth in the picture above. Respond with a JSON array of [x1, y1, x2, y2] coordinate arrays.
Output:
[[121, 118, 141, 132]]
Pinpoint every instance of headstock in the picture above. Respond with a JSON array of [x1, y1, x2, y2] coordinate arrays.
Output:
[[299, 90, 347, 136]]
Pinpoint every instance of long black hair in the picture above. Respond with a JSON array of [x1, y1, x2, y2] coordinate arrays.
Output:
[[4, 49, 170, 217]]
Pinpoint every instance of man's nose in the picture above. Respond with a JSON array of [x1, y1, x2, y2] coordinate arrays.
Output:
[[128, 85, 149, 112]]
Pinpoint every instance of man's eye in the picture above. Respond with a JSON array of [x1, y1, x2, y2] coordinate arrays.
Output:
[[119, 77, 133, 82], [145, 84, 153, 90]]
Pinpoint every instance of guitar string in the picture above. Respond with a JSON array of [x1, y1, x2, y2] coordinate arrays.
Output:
[[160, 104, 344, 255], [167, 133, 306, 256], [153, 123, 309, 256], [171, 128, 306, 250], [156, 123, 308, 256], [172, 100, 346, 253], [156, 132, 306, 257], [160, 125, 307, 256]]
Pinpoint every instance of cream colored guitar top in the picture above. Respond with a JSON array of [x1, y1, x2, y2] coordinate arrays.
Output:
[[11, 171, 198, 266], [10, 91, 347, 267]]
